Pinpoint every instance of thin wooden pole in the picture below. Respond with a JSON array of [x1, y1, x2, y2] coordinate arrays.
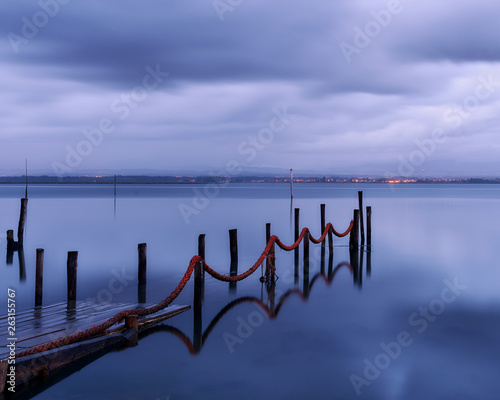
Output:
[[229, 229, 238, 266], [67, 251, 78, 302], [303, 229, 310, 297], [366, 206, 372, 249], [350, 209, 360, 250], [266, 223, 271, 273], [358, 191, 365, 246], [294, 208, 300, 284], [193, 261, 203, 351], [320, 204, 326, 273], [35, 249, 44, 307], [290, 168, 294, 199], [194, 261, 203, 307], [229, 229, 238, 292], [6, 230, 14, 247], [138, 243, 147, 286], [198, 234, 206, 260], [17, 198, 28, 243]]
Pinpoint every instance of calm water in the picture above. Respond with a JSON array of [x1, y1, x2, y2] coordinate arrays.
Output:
[[1, 183, 500, 399]]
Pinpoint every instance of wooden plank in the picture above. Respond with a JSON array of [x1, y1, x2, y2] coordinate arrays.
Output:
[[0, 301, 186, 360]]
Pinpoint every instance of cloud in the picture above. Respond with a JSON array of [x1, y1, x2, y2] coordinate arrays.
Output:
[[1, 0, 500, 175]]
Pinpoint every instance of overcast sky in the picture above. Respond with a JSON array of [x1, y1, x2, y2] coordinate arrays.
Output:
[[1, 0, 500, 177]]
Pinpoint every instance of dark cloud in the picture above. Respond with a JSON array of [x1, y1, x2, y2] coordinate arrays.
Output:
[[1, 0, 500, 176]]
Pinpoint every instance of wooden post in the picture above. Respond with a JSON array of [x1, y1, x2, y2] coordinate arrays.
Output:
[[350, 209, 360, 250], [229, 229, 238, 292], [198, 234, 206, 260], [290, 168, 294, 199], [125, 315, 138, 346], [194, 261, 203, 307], [320, 204, 326, 273], [303, 230, 310, 297], [193, 261, 203, 352], [320, 204, 326, 235], [328, 224, 333, 257], [6, 230, 14, 265], [229, 229, 238, 265], [125, 315, 138, 332], [197, 235, 205, 300], [266, 223, 271, 273], [366, 206, 372, 249], [7, 230, 14, 246], [67, 251, 78, 302], [138, 243, 147, 286], [35, 249, 44, 307], [17, 198, 28, 243], [138, 243, 147, 303], [294, 208, 300, 284], [358, 191, 365, 246]]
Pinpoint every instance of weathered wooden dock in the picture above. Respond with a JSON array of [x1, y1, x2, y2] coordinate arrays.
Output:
[[0, 301, 188, 360], [0, 301, 189, 396]]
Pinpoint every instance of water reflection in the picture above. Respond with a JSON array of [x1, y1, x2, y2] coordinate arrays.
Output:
[[139, 257, 366, 355]]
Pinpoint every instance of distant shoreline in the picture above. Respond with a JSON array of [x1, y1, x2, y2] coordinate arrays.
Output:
[[0, 176, 499, 185]]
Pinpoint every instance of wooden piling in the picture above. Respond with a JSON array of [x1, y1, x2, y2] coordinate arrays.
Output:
[[366, 206, 372, 248], [320, 204, 326, 272], [350, 209, 360, 250], [194, 261, 203, 307], [17, 198, 28, 243], [198, 234, 206, 260], [229, 229, 238, 265], [7, 230, 14, 246], [266, 223, 271, 272], [6, 230, 14, 265], [125, 315, 138, 346], [229, 229, 238, 292], [358, 191, 365, 245], [35, 249, 44, 307], [294, 208, 300, 284], [138, 243, 147, 286], [303, 229, 310, 274], [67, 251, 78, 302], [193, 260, 203, 351], [303, 229, 310, 297], [125, 315, 138, 332], [290, 168, 294, 199]]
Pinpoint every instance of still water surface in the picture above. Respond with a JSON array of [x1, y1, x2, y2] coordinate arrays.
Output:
[[1, 183, 500, 399]]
